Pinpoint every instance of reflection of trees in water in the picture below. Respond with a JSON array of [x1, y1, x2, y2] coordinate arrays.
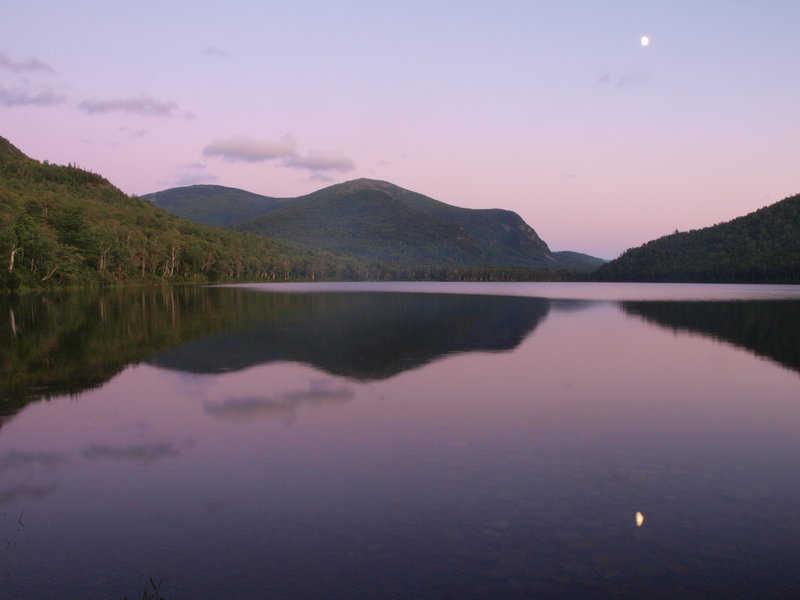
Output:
[[0, 288, 553, 423], [621, 300, 800, 375], [0, 286, 263, 418], [151, 293, 551, 380]]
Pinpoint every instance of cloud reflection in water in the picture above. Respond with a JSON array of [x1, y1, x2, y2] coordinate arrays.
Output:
[[204, 379, 354, 424], [81, 442, 179, 464], [0, 484, 58, 506]]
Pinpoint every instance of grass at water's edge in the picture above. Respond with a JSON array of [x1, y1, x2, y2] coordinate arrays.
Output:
[[1, 268, 592, 294], [121, 576, 167, 600]]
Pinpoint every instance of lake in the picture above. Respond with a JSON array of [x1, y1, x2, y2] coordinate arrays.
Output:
[[1, 282, 799, 599]]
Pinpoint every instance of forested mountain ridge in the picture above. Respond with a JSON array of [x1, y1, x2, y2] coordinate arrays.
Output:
[[146, 178, 604, 272], [552, 251, 607, 270], [0, 137, 361, 290], [142, 184, 285, 228], [596, 193, 800, 283], [235, 178, 558, 268]]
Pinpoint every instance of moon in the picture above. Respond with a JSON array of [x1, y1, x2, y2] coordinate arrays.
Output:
[[640, 35, 650, 47]]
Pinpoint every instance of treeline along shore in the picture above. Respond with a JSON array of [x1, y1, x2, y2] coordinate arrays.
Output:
[[3, 135, 799, 290]]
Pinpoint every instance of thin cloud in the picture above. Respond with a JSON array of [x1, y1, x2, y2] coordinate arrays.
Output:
[[285, 150, 356, 172], [307, 172, 335, 183], [0, 484, 57, 506], [203, 133, 356, 173], [203, 134, 297, 162], [0, 85, 65, 107], [79, 95, 188, 118], [202, 46, 232, 58], [175, 169, 220, 186], [0, 451, 69, 471], [118, 126, 149, 139], [0, 53, 55, 74], [153, 162, 220, 190], [82, 442, 178, 464], [597, 73, 650, 89], [366, 159, 390, 176]]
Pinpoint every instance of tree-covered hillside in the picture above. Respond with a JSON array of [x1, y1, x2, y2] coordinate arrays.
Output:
[[291, 178, 556, 261], [596, 194, 800, 283], [236, 186, 504, 266], [0, 137, 360, 290], [151, 177, 601, 270], [553, 251, 607, 271], [141, 184, 285, 228]]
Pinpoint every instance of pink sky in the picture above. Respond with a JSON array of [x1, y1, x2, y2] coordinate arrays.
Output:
[[2, 1, 798, 259]]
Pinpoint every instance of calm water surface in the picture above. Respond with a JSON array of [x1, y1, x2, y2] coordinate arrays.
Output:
[[1, 282, 799, 599]]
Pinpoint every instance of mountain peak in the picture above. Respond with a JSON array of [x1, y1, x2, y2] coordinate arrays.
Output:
[[144, 179, 604, 272], [340, 178, 393, 187], [318, 178, 401, 195]]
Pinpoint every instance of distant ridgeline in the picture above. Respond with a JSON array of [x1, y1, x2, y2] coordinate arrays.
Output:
[[596, 194, 800, 284], [5, 131, 797, 287], [0, 133, 604, 290], [0, 136, 365, 290], [144, 179, 605, 274]]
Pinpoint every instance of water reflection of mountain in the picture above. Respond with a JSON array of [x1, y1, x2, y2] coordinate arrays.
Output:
[[151, 293, 551, 380], [0, 287, 253, 418], [621, 300, 800, 375], [0, 288, 552, 425]]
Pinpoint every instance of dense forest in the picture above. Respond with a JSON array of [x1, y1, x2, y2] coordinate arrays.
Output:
[[231, 179, 560, 268], [596, 194, 800, 283], [0, 137, 371, 290], [0, 137, 595, 290], [11, 134, 796, 288], [142, 184, 286, 227], [148, 179, 605, 272]]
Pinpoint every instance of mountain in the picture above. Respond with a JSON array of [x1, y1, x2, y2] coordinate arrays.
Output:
[[141, 184, 285, 228], [234, 178, 559, 268], [146, 178, 603, 272], [553, 251, 607, 271], [596, 194, 800, 283], [0, 136, 359, 290]]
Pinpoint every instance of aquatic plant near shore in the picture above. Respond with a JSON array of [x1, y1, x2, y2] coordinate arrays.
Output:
[[121, 576, 167, 600]]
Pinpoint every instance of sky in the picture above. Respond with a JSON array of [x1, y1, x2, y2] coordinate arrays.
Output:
[[1, 0, 799, 259]]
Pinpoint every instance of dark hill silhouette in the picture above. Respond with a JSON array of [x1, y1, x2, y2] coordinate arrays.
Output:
[[597, 193, 800, 283], [0, 287, 553, 425], [150, 292, 552, 380], [622, 300, 800, 375], [0, 136, 354, 290], [141, 184, 285, 228], [145, 178, 604, 272]]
